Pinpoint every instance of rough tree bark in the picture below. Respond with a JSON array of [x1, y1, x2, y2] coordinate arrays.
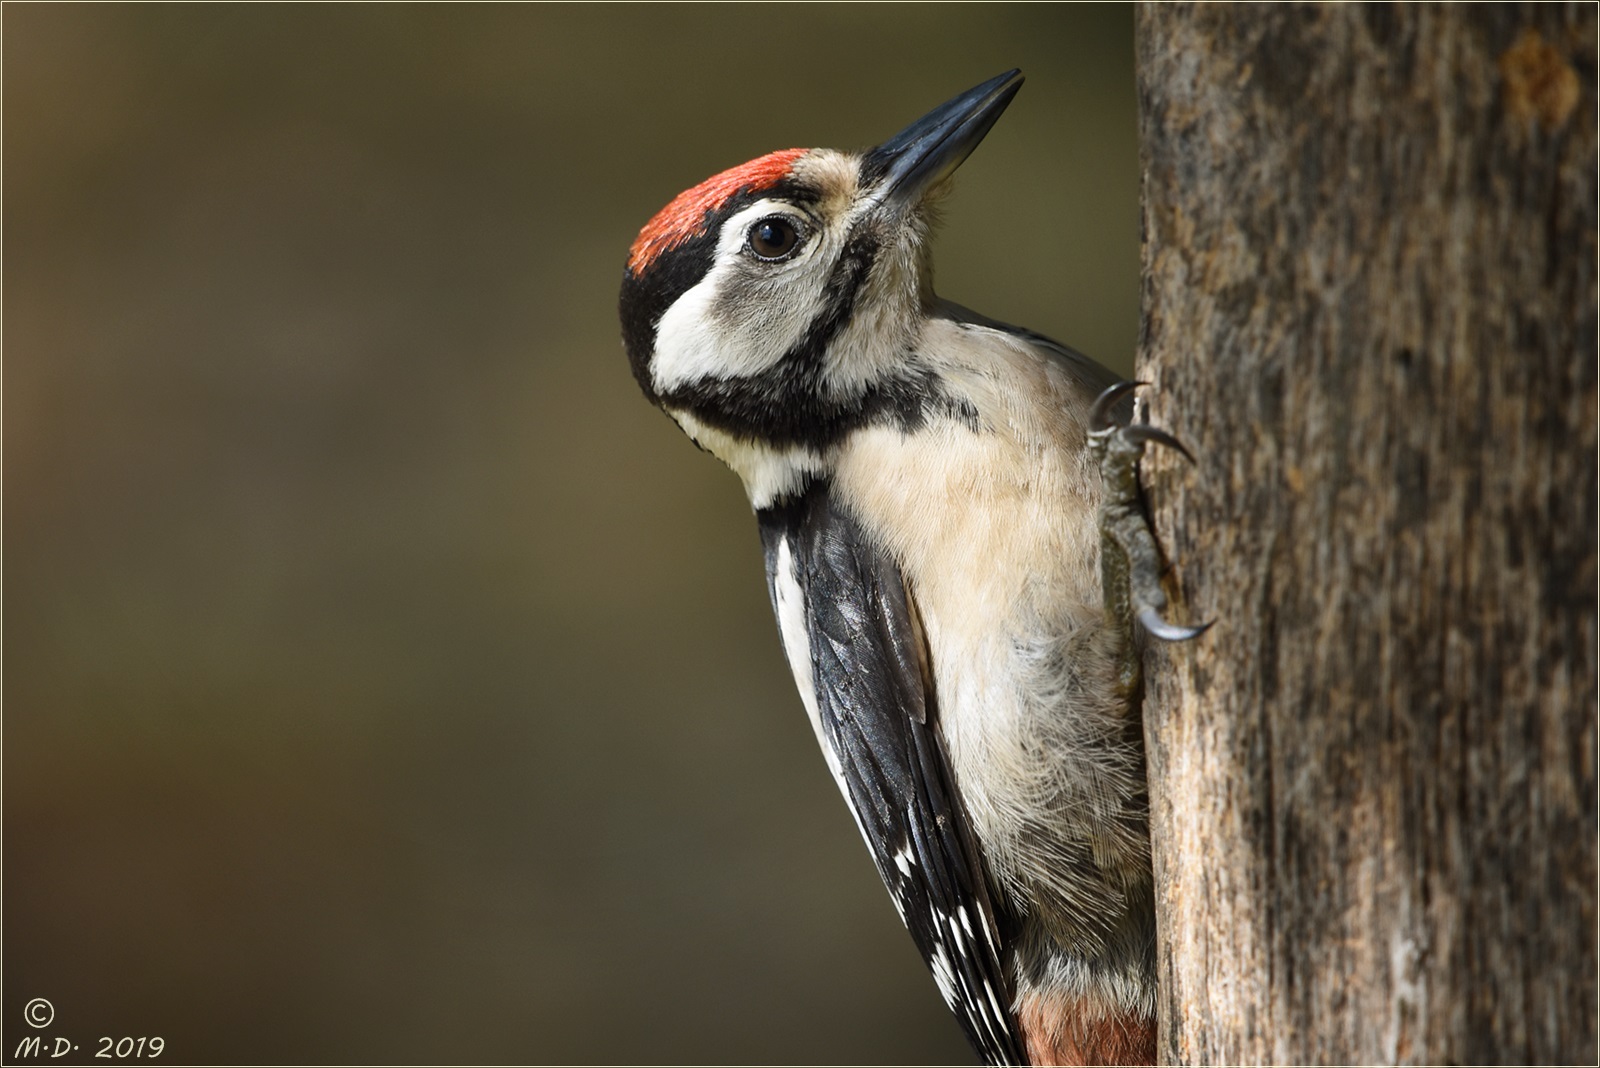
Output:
[[1134, 5, 1596, 1064]]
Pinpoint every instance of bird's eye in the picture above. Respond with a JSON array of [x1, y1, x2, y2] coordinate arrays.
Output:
[[748, 217, 802, 260]]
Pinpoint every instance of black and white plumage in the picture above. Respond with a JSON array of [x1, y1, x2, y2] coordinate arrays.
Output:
[[759, 483, 1024, 1063], [619, 71, 1191, 1065]]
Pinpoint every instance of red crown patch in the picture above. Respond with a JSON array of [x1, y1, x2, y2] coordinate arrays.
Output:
[[628, 148, 808, 275]]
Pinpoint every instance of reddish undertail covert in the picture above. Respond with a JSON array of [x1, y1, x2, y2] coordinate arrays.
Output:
[[627, 148, 808, 274]]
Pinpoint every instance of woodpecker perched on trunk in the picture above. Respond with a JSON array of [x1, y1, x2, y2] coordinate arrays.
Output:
[[618, 71, 1203, 1066]]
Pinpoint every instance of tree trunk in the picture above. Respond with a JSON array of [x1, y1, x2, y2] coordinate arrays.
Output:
[[1134, 4, 1596, 1064]]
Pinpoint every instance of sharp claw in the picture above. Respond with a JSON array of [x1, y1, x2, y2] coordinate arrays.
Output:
[[1090, 380, 1145, 431], [1138, 606, 1213, 642], [1120, 424, 1196, 464]]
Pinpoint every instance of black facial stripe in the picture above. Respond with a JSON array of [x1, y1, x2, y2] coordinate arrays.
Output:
[[662, 361, 977, 451], [787, 229, 881, 375], [654, 227, 977, 450], [619, 178, 815, 402], [651, 227, 878, 446]]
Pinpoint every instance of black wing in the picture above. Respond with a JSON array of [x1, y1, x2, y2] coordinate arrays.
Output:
[[758, 482, 1026, 1066]]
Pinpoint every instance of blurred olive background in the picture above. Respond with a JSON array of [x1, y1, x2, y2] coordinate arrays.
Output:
[[4, 5, 1137, 1063]]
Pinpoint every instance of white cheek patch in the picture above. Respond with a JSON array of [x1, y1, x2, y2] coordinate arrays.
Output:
[[652, 272, 768, 391], [649, 201, 831, 396]]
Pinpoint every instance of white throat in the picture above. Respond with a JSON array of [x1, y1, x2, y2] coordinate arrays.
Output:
[[668, 410, 827, 510]]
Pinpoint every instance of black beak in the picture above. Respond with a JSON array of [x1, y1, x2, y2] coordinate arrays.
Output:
[[862, 69, 1024, 214]]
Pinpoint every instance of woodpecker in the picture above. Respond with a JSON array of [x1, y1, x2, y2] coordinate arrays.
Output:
[[618, 71, 1202, 1066]]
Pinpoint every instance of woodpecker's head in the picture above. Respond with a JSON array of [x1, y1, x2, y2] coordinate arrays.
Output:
[[619, 70, 1023, 502]]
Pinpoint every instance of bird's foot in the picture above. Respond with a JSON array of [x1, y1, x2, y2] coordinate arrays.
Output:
[[1089, 382, 1210, 667]]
